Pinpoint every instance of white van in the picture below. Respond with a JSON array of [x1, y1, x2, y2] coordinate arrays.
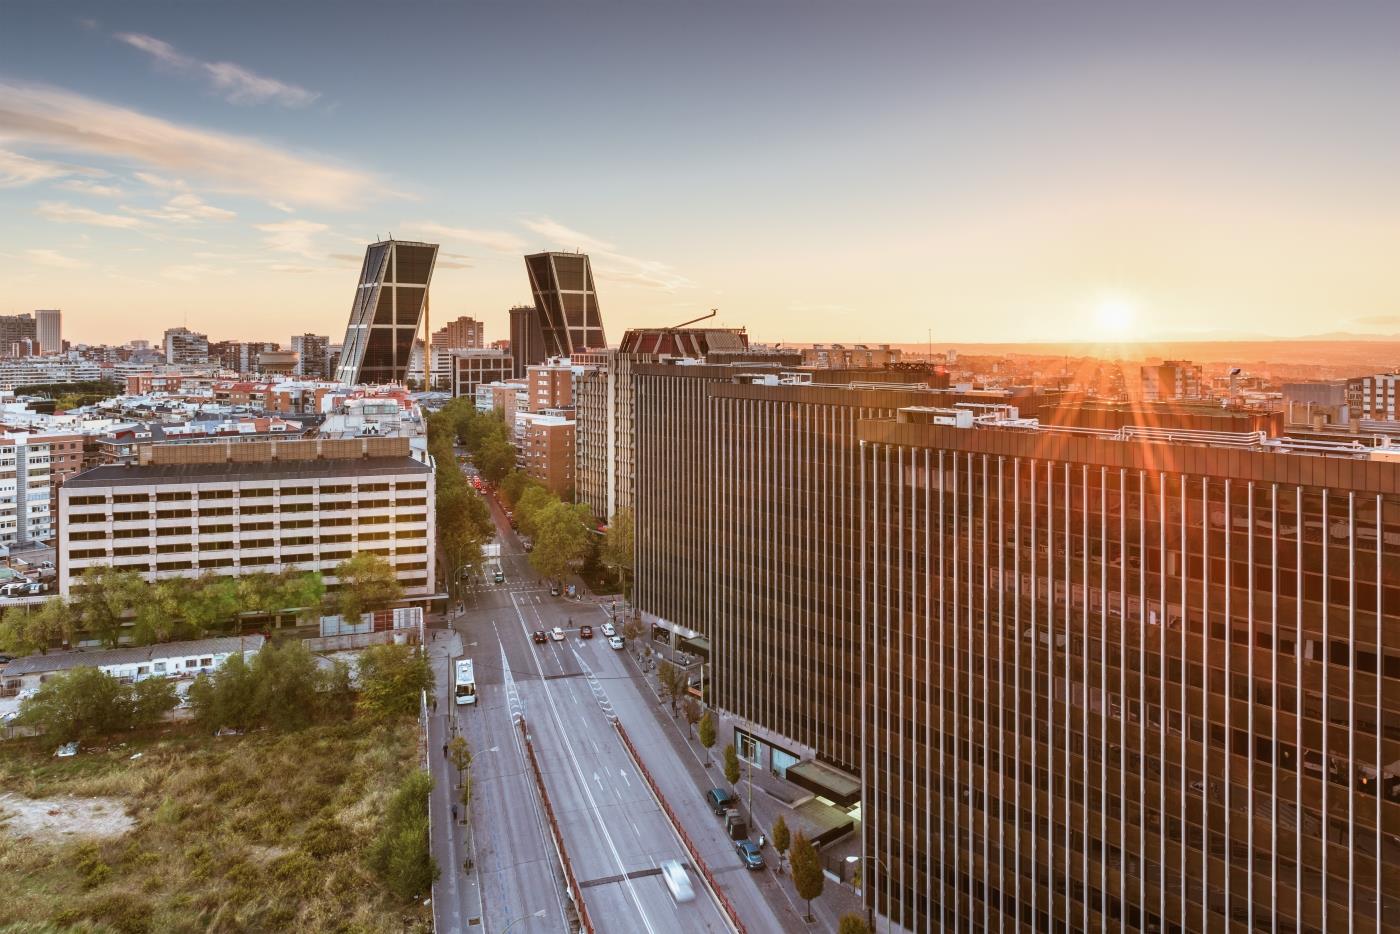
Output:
[[660, 860, 694, 903]]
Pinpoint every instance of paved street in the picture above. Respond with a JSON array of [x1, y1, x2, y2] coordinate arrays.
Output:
[[439, 486, 792, 934]]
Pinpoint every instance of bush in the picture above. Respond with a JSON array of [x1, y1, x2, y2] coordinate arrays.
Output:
[[369, 771, 437, 900], [15, 667, 178, 742], [356, 644, 432, 722]]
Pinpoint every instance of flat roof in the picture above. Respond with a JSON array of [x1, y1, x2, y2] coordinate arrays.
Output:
[[63, 456, 430, 489], [3, 634, 265, 677]]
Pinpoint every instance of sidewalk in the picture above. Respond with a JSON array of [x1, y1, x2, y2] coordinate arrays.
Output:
[[623, 642, 866, 932]]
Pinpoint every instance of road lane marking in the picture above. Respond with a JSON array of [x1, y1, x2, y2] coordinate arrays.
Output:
[[508, 593, 659, 934]]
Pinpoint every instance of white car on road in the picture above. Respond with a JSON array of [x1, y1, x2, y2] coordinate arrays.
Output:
[[550, 627, 564, 642], [608, 635, 624, 650], [601, 622, 616, 637], [660, 860, 694, 903]]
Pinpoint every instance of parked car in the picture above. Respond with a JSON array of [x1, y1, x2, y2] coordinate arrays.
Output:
[[608, 635, 624, 650], [660, 860, 694, 902], [579, 625, 593, 639], [724, 809, 749, 840], [549, 582, 561, 597], [532, 630, 547, 645], [705, 787, 734, 816], [735, 839, 765, 870], [601, 622, 617, 637], [550, 627, 564, 642], [54, 742, 78, 758]]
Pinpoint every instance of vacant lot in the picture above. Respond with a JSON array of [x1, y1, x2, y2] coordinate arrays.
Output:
[[0, 720, 429, 933]]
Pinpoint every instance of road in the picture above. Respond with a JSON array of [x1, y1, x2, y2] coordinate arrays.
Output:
[[445, 479, 790, 934]]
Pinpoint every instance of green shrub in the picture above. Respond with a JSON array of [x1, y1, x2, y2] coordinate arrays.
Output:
[[368, 770, 437, 900]]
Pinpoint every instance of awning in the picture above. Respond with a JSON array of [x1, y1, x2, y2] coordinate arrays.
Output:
[[787, 760, 861, 808], [676, 633, 710, 660]]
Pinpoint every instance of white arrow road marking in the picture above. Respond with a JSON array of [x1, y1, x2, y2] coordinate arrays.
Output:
[[620, 769, 631, 787]]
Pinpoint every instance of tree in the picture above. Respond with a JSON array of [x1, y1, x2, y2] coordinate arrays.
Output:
[[181, 575, 242, 634], [771, 815, 791, 873], [357, 643, 433, 721], [129, 677, 179, 729], [622, 615, 646, 644], [187, 651, 259, 732], [370, 770, 438, 900], [657, 660, 684, 715], [16, 667, 135, 742], [333, 553, 403, 624], [789, 831, 824, 922], [475, 437, 516, 486], [529, 501, 593, 582], [250, 640, 323, 730], [514, 485, 557, 539], [698, 711, 717, 764], [682, 697, 702, 738], [723, 742, 741, 786], [68, 567, 146, 648], [447, 735, 472, 787], [838, 914, 872, 934], [601, 508, 635, 599], [0, 599, 73, 656]]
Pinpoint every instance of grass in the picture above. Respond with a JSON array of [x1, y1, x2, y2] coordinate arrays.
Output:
[[0, 718, 430, 933]]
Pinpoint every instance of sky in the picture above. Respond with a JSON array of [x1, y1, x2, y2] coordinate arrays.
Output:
[[3, 0, 1400, 348]]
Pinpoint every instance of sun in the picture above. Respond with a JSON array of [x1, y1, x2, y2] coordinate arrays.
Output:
[[1092, 293, 1139, 337]]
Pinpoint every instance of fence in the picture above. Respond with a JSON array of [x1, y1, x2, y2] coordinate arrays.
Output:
[[518, 716, 595, 934], [613, 719, 746, 934]]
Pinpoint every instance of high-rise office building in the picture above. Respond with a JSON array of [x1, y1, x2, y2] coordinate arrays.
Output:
[[335, 240, 438, 385], [508, 304, 546, 379], [633, 369, 1400, 932], [291, 334, 331, 379], [523, 252, 607, 357], [163, 327, 210, 365], [0, 314, 38, 358], [35, 309, 61, 355]]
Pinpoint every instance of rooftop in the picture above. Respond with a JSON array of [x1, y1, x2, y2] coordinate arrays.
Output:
[[63, 456, 430, 489], [3, 634, 266, 677]]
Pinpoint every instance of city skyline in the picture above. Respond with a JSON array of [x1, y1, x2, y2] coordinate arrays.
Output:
[[5, 1, 1400, 347]]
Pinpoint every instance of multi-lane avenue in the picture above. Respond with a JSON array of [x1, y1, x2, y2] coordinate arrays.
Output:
[[441, 477, 792, 934]]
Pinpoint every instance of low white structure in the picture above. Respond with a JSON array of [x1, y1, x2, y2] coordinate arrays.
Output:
[[1, 634, 265, 695]]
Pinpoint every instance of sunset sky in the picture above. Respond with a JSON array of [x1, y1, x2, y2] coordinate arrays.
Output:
[[3, 1, 1400, 347]]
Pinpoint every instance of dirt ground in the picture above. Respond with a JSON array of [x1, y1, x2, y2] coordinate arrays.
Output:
[[0, 792, 134, 841]]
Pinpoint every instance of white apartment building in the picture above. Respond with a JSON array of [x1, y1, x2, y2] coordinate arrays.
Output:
[[57, 437, 435, 599], [0, 432, 68, 547], [0, 356, 103, 392]]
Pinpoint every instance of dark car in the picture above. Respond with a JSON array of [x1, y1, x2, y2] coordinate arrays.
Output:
[[735, 840, 765, 870], [532, 630, 547, 645], [705, 787, 734, 816], [580, 625, 594, 639]]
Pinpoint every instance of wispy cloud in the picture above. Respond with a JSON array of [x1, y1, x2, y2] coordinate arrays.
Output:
[[24, 248, 87, 269], [0, 81, 377, 208], [0, 149, 106, 189], [161, 263, 234, 282], [128, 192, 237, 223], [257, 219, 328, 258], [36, 201, 142, 229], [521, 216, 692, 292], [410, 222, 526, 253], [115, 32, 320, 108], [437, 251, 473, 270], [57, 178, 126, 198]]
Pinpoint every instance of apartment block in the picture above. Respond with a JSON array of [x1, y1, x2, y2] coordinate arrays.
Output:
[[0, 432, 73, 546], [450, 349, 514, 399], [290, 334, 332, 379], [163, 328, 210, 365], [57, 437, 435, 603], [1141, 359, 1205, 402], [1348, 373, 1400, 422], [516, 412, 575, 497], [432, 316, 485, 350], [526, 360, 574, 412]]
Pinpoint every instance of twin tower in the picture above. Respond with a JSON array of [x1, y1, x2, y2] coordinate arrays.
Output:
[[335, 239, 607, 386]]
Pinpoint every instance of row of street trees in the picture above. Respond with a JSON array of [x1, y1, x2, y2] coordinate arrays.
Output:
[[0, 553, 405, 657], [426, 399, 497, 598]]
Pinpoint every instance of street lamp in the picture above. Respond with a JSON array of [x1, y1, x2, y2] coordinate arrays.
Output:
[[845, 854, 892, 933]]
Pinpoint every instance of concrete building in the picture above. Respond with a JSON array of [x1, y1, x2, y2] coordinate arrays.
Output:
[[1140, 359, 1205, 402], [209, 340, 277, 374], [526, 360, 574, 412], [449, 349, 513, 399], [508, 304, 546, 379], [58, 437, 435, 604], [516, 412, 575, 497], [290, 334, 332, 379], [1284, 382, 1351, 429], [432, 316, 485, 351], [35, 310, 61, 355], [0, 314, 37, 358], [1348, 373, 1400, 421], [336, 240, 438, 385], [0, 357, 103, 392], [0, 431, 77, 546], [163, 328, 210, 365], [801, 343, 902, 368], [633, 367, 1400, 932]]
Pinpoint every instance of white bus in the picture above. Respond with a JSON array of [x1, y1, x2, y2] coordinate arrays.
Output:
[[454, 659, 477, 706]]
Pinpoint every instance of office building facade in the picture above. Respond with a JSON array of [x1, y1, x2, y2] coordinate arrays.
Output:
[[509, 304, 547, 379], [35, 309, 62, 355], [523, 253, 606, 357], [449, 349, 514, 400], [335, 240, 438, 385], [634, 368, 1400, 932], [0, 314, 38, 358]]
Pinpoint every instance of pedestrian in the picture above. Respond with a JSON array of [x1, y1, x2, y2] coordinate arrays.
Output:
[[451, 805, 458, 822], [442, 743, 448, 758]]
